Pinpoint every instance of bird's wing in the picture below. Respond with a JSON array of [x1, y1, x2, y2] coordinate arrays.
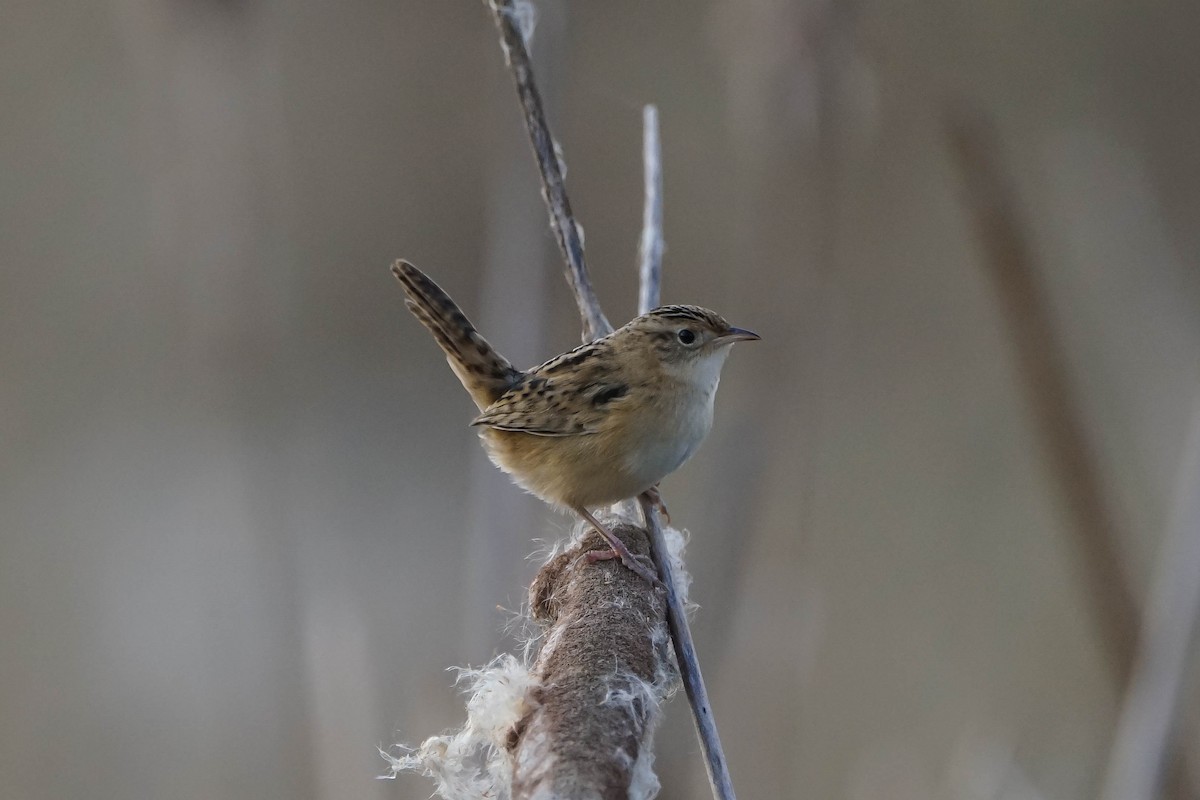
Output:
[[470, 342, 630, 437]]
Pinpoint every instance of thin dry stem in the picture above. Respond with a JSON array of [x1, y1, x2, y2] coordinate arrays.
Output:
[[487, 6, 738, 796], [640, 495, 737, 800], [638, 105, 663, 316], [487, 0, 612, 342]]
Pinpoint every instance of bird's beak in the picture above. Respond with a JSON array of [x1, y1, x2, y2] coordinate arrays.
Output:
[[715, 327, 761, 344]]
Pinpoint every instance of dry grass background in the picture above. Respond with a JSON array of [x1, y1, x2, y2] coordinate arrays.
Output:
[[2, 1, 1199, 798]]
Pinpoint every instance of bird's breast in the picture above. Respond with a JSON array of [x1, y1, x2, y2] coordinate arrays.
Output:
[[621, 385, 715, 488]]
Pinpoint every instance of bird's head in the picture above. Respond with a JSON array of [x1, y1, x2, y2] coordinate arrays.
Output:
[[617, 304, 759, 389]]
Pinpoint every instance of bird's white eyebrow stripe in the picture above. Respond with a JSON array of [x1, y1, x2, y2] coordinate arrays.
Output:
[[651, 306, 727, 329]]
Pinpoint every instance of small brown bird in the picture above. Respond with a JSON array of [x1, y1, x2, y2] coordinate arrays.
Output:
[[393, 260, 759, 583]]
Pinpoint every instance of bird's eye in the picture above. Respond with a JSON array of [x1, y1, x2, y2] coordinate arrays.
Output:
[[677, 329, 696, 345]]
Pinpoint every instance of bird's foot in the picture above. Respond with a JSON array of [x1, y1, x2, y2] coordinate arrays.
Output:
[[574, 506, 662, 587], [585, 547, 661, 586], [641, 486, 671, 524]]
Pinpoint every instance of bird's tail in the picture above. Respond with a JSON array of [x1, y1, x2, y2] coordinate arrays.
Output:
[[392, 260, 521, 410]]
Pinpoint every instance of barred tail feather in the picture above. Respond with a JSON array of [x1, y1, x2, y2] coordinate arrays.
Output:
[[392, 260, 522, 409]]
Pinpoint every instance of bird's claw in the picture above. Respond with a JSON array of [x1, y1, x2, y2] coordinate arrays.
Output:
[[585, 548, 662, 587], [642, 486, 671, 524]]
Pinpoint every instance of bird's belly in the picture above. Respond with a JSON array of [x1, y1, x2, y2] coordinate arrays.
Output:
[[479, 394, 714, 509], [620, 396, 712, 493], [479, 429, 643, 509], [624, 433, 695, 490]]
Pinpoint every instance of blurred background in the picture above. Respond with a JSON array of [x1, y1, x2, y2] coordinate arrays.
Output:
[[3, 1, 1199, 798]]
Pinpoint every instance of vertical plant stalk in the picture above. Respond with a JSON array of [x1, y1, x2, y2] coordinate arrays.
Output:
[[486, 3, 738, 796], [640, 495, 738, 800], [512, 521, 670, 798], [634, 104, 737, 800], [488, 0, 612, 342], [638, 104, 663, 317]]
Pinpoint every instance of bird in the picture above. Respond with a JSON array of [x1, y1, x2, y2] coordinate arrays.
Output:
[[392, 259, 759, 583]]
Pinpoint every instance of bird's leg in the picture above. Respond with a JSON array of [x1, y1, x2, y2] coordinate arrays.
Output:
[[574, 506, 662, 586], [641, 485, 670, 524]]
